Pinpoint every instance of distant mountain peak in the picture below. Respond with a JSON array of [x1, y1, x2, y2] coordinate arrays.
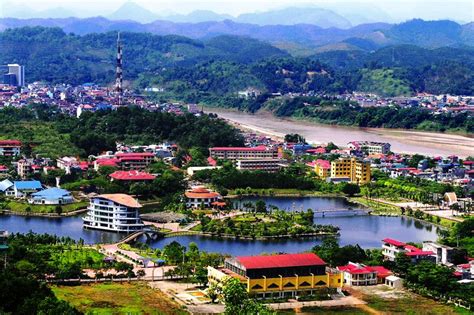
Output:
[[108, 1, 158, 23]]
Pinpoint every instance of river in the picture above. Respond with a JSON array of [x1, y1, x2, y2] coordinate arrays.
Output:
[[0, 197, 438, 256], [205, 108, 474, 157]]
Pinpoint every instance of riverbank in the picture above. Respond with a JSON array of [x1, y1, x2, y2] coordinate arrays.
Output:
[[0, 200, 88, 217], [204, 107, 474, 157]]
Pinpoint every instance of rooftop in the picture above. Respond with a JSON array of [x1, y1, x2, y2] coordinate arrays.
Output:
[[235, 253, 326, 270], [96, 194, 142, 208], [31, 187, 72, 199], [110, 170, 156, 181]]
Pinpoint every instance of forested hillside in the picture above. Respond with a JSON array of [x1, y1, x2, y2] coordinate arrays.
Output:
[[1, 27, 473, 96]]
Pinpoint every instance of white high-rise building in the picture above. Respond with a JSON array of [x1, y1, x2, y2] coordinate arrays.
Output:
[[7, 64, 25, 87], [83, 194, 144, 232]]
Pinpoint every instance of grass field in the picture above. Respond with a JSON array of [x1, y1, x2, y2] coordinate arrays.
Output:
[[364, 294, 470, 314], [52, 282, 187, 314], [277, 306, 368, 314], [5, 200, 88, 214], [350, 286, 470, 315]]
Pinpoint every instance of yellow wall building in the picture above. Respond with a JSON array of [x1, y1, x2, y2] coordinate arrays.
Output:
[[208, 253, 343, 299], [330, 157, 371, 184]]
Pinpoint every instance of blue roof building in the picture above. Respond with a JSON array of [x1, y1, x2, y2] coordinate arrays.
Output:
[[13, 180, 42, 198], [29, 187, 74, 205]]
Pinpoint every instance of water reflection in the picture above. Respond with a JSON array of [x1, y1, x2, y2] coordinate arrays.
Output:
[[0, 197, 440, 255]]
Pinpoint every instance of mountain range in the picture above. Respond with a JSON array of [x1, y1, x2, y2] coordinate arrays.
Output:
[[0, 17, 472, 55]]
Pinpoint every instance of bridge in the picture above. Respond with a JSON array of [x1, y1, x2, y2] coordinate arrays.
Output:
[[118, 226, 163, 244], [314, 209, 369, 217]]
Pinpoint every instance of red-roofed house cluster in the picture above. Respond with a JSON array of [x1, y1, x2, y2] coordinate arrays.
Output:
[[94, 152, 155, 171], [382, 238, 436, 263]]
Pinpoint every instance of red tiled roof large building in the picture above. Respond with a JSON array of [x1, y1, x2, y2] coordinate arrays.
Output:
[[0, 140, 21, 156], [208, 253, 343, 299]]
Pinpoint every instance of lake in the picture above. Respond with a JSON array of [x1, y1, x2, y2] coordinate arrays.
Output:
[[0, 197, 440, 256]]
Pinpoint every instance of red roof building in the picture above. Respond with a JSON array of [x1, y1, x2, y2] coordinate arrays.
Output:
[[109, 170, 156, 181], [185, 187, 221, 208], [0, 139, 21, 156], [338, 262, 392, 286], [382, 238, 435, 263], [236, 253, 326, 270]]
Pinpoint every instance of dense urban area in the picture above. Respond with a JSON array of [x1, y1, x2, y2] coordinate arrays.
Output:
[[0, 4, 473, 315]]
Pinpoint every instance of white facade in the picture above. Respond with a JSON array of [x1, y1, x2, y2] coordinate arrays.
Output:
[[7, 64, 25, 87], [385, 275, 403, 289], [83, 195, 144, 233], [422, 242, 455, 265], [236, 159, 283, 172]]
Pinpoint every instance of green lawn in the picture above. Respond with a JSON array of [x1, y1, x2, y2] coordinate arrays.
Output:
[[364, 293, 469, 315], [4, 200, 88, 214], [52, 283, 187, 314]]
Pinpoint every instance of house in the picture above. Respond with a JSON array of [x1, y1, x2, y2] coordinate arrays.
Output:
[[29, 188, 74, 205], [83, 194, 144, 232], [385, 275, 403, 289], [0, 179, 14, 196], [13, 181, 42, 198], [422, 241, 457, 265], [0, 140, 21, 156], [185, 187, 221, 208], [109, 170, 156, 182], [337, 262, 391, 286], [208, 253, 343, 299], [382, 238, 436, 263]]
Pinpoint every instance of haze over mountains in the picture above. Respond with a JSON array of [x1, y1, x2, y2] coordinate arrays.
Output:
[[1, 16, 472, 56], [2, 1, 472, 27]]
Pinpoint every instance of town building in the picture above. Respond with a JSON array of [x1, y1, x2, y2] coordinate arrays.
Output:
[[382, 238, 436, 263], [236, 159, 283, 172], [109, 170, 156, 182], [0, 179, 14, 196], [0, 140, 21, 156], [422, 241, 456, 265], [12, 180, 42, 198], [0, 165, 8, 176], [330, 157, 371, 184], [209, 146, 278, 160], [186, 166, 222, 177], [348, 141, 391, 155], [208, 253, 343, 299], [337, 262, 391, 286], [94, 152, 155, 171], [56, 156, 89, 174], [307, 159, 331, 179], [83, 194, 144, 232], [29, 188, 74, 205], [184, 187, 221, 208], [3, 64, 25, 87]]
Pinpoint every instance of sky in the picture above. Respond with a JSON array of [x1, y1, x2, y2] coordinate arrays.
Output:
[[1, 0, 473, 22]]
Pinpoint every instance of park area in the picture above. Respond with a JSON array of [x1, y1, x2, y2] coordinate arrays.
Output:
[[51, 282, 187, 314]]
